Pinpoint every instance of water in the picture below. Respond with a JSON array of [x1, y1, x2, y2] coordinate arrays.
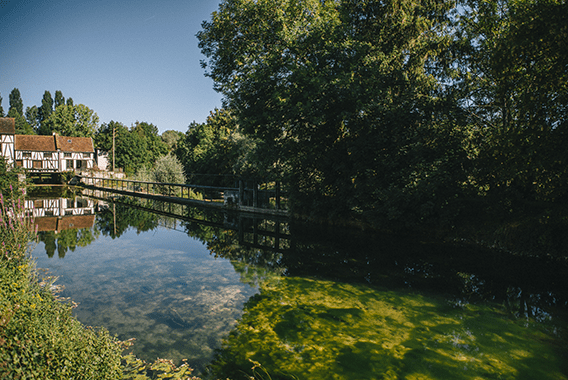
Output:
[[29, 193, 568, 379]]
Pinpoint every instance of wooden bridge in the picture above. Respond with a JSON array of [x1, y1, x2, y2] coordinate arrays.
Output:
[[78, 175, 288, 217]]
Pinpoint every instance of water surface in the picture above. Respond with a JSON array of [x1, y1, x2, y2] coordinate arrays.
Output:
[[29, 194, 568, 379]]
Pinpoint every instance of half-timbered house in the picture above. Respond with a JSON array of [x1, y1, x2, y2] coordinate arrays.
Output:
[[0, 118, 15, 165], [0, 117, 96, 173]]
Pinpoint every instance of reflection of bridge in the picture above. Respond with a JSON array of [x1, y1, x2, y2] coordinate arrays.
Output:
[[83, 188, 291, 253], [25, 197, 96, 232]]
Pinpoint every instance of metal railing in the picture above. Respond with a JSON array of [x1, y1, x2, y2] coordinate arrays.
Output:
[[78, 175, 288, 214]]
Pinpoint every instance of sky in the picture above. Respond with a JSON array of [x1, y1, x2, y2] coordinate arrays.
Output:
[[0, 0, 224, 134]]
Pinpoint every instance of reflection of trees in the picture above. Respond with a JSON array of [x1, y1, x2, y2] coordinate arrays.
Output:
[[38, 228, 100, 258], [95, 199, 160, 239], [210, 277, 565, 380]]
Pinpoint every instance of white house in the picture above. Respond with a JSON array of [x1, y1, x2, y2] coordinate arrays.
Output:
[[0, 117, 96, 172]]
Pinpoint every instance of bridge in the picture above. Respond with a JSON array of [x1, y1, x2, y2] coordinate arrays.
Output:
[[78, 175, 288, 217]]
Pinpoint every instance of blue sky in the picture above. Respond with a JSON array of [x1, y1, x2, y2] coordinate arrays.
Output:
[[0, 0, 223, 134]]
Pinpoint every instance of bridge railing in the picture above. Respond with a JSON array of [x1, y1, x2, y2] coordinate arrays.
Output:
[[78, 176, 288, 212]]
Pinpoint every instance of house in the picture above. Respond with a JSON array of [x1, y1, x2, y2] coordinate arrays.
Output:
[[0, 117, 96, 172]]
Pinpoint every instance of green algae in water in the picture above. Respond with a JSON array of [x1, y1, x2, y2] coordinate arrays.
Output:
[[210, 277, 567, 380]]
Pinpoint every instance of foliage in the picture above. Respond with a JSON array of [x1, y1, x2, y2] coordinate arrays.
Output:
[[0, 92, 4, 117], [175, 109, 240, 183], [151, 154, 186, 195], [198, 0, 471, 225], [8, 88, 24, 117], [0, 192, 126, 379], [38, 91, 54, 134], [161, 130, 185, 152], [43, 103, 100, 138], [458, 0, 568, 205], [7, 89, 34, 135], [121, 354, 200, 380], [194, 0, 568, 228], [54, 90, 65, 109], [0, 158, 22, 197], [96, 121, 168, 174], [25, 105, 40, 132]]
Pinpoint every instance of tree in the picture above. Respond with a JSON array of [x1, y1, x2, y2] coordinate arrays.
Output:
[[7, 88, 33, 135], [0, 93, 4, 117], [152, 154, 186, 194], [25, 106, 40, 132], [198, 0, 466, 224], [459, 0, 568, 204], [95, 120, 167, 173], [175, 109, 241, 184], [131, 121, 168, 164], [161, 130, 184, 151], [54, 90, 65, 109], [8, 88, 23, 116], [38, 91, 54, 135], [45, 104, 99, 138]]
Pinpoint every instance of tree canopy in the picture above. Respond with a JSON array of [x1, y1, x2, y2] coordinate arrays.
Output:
[[198, 0, 466, 222]]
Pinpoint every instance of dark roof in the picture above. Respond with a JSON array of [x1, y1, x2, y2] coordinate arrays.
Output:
[[15, 135, 57, 151], [57, 215, 95, 230], [13, 134, 95, 153], [0, 118, 16, 134], [34, 215, 95, 232], [55, 135, 94, 153]]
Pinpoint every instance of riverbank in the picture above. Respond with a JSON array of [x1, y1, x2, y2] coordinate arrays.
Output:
[[0, 192, 199, 379]]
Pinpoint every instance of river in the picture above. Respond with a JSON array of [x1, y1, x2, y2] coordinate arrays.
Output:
[[29, 191, 568, 379]]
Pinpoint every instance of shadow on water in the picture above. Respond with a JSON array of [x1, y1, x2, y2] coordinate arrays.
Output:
[[28, 190, 568, 379]]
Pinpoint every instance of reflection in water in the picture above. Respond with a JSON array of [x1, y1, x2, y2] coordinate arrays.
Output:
[[28, 192, 568, 379]]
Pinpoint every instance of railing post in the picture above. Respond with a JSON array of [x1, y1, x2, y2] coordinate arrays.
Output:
[[275, 181, 281, 210], [253, 181, 258, 208], [239, 180, 244, 206]]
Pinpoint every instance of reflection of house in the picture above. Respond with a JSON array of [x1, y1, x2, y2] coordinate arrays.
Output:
[[25, 197, 96, 232], [0, 117, 95, 172]]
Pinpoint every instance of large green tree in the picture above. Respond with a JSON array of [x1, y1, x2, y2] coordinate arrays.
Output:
[[175, 109, 242, 184], [459, 0, 568, 204], [38, 91, 54, 135], [199, 0, 467, 224], [8, 88, 23, 116], [95, 121, 167, 173], [44, 104, 99, 138], [7, 88, 34, 135], [54, 90, 65, 109]]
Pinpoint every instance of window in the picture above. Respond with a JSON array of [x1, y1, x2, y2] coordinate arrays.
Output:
[[76, 160, 83, 169], [83, 153, 91, 158], [64, 153, 72, 158], [44, 152, 53, 158], [66, 160, 73, 169], [22, 152, 31, 158]]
